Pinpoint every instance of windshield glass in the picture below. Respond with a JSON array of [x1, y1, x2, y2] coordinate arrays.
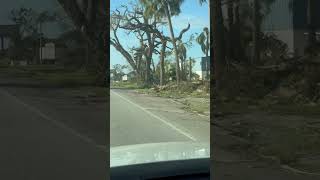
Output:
[[110, 0, 210, 169]]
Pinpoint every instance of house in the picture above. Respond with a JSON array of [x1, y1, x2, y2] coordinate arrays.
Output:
[[40, 39, 68, 64], [122, 74, 128, 81], [262, 0, 320, 56], [195, 71, 204, 80], [0, 24, 19, 58]]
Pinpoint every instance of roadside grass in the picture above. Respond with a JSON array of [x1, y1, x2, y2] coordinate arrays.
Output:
[[262, 103, 320, 117], [32, 71, 96, 87], [135, 81, 209, 98], [66, 86, 108, 99], [218, 99, 320, 168], [134, 81, 210, 115], [111, 81, 141, 89], [255, 124, 320, 165], [0, 65, 99, 87], [178, 98, 210, 115], [0, 66, 34, 77], [19, 64, 66, 73], [216, 96, 320, 117]]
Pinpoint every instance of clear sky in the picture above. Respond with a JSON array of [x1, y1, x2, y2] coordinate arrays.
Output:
[[110, 0, 210, 71]]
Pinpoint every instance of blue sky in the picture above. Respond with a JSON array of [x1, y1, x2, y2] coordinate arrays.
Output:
[[110, 0, 210, 71]]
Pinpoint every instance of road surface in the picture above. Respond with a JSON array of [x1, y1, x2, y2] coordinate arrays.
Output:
[[0, 87, 107, 180], [110, 89, 210, 147]]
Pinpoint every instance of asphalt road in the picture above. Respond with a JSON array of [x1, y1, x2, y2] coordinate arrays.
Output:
[[110, 89, 210, 147], [0, 88, 107, 180]]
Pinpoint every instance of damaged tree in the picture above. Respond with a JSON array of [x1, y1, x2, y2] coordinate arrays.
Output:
[[57, 0, 108, 86], [110, 5, 190, 86]]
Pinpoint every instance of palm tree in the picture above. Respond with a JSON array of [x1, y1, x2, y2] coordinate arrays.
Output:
[[159, 39, 167, 86], [233, 0, 244, 61], [212, 0, 225, 91], [227, 0, 234, 60], [196, 27, 210, 80], [140, 0, 185, 84], [252, 0, 277, 64], [177, 40, 187, 80], [252, 0, 261, 64], [198, 0, 209, 19], [188, 57, 195, 81], [307, 0, 316, 51], [198, 0, 210, 81]]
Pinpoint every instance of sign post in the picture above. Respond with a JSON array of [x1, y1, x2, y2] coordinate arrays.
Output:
[[201, 56, 210, 80]]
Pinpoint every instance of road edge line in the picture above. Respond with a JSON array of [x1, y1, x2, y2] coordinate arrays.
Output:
[[0, 88, 107, 152], [111, 90, 197, 141]]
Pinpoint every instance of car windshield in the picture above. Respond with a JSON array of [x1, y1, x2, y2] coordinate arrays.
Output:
[[110, 0, 210, 168]]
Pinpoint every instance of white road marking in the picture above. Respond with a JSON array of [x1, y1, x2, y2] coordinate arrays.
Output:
[[111, 90, 197, 141], [0, 88, 107, 152]]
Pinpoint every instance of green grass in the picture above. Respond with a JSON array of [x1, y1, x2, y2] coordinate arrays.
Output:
[[0, 66, 34, 77], [33, 71, 96, 87], [134, 83, 210, 115], [111, 81, 141, 89], [0, 64, 98, 87], [256, 125, 320, 165], [19, 64, 66, 73], [263, 104, 320, 117], [180, 98, 210, 115], [68, 86, 108, 98]]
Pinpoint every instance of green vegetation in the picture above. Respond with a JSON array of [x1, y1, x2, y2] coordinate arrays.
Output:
[[133, 82, 209, 115], [179, 98, 210, 115], [32, 71, 96, 87], [135, 82, 209, 98], [0, 64, 97, 87], [111, 81, 141, 89]]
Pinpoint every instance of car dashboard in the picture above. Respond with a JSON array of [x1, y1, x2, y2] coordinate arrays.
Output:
[[110, 158, 210, 180]]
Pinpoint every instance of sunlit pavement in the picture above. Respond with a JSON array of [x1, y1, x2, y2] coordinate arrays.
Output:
[[110, 89, 210, 147], [0, 88, 107, 180]]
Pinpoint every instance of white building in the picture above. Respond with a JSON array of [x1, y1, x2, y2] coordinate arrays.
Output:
[[40, 42, 56, 64]]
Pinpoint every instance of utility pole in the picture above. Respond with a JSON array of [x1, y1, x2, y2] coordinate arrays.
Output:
[[189, 57, 192, 81], [39, 22, 43, 64]]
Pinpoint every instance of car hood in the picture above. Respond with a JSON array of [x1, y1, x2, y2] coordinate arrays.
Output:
[[110, 141, 210, 167]]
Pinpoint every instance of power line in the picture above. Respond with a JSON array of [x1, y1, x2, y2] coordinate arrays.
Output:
[[192, 56, 208, 60]]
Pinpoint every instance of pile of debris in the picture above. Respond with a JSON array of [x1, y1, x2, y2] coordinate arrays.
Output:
[[223, 51, 320, 105]]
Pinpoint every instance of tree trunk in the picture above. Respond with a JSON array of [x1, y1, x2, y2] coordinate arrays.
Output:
[[234, 0, 243, 61], [307, 0, 316, 49], [189, 58, 192, 81], [212, 0, 226, 91], [205, 30, 210, 81], [181, 57, 185, 81], [160, 40, 167, 86], [145, 49, 151, 85], [39, 22, 42, 64], [227, 0, 234, 60], [83, 41, 90, 70], [163, 0, 180, 84], [252, 0, 261, 64]]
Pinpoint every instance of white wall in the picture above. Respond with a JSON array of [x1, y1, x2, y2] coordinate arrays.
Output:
[[40, 43, 55, 60]]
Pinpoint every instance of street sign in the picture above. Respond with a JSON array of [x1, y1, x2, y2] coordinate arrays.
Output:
[[201, 56, 210, 71]]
